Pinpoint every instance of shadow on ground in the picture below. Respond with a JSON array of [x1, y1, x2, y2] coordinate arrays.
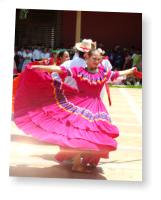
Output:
[[9, 163, 107, 180]]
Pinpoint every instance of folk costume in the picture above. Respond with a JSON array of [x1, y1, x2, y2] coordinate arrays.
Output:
[[14, 40, 120, 166]]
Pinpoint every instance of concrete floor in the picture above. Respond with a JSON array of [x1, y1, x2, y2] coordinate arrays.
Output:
[[9, 88, 142, 181]]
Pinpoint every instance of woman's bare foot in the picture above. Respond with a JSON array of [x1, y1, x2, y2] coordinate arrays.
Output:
[[89, 163, 97, 168], [71, 164, 91, 173]]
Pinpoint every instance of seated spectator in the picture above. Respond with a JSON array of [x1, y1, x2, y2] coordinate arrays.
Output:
[[32, 46, 41, 61], [40, 47, 50, 60], [21, 47, 32, 71]]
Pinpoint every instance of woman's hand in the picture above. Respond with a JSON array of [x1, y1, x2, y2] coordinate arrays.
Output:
[[130, 67, 137, 76], [126, 67, 137, 78], [119, 67, 137, 78], [30, 65, 41, 70]]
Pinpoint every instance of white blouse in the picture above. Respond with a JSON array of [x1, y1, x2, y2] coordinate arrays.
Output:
[[41, 52, 50, 59], [22, 52, 32, 59]]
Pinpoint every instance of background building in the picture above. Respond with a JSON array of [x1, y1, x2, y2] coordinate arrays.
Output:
[[15, 9, 142, 50]]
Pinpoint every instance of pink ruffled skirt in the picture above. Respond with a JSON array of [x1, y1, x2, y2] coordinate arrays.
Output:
[[14, 65, 119, 165]]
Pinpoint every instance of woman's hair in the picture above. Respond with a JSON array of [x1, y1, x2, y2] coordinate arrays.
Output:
[[79, 51, 85, 58], [56, 51, 68, 66], [88, 49, 101, 57]]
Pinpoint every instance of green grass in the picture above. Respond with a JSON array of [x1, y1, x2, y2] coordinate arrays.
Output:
[[109, 84, 142, 89]]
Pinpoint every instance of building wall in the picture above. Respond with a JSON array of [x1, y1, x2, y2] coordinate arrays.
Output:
[[61, 10, 77, 48], [62, 11, 142, 50]]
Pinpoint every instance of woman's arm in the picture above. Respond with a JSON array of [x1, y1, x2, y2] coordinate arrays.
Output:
[[30, 65, 64, 73], [23, 56, 31, 60], [119, 67, 137, 77]]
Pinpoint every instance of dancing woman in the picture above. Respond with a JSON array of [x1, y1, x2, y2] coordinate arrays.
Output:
[[14, 49, 136, 173]]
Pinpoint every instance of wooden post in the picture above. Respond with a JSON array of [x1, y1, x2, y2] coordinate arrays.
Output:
[[75, 11, 81, 43]]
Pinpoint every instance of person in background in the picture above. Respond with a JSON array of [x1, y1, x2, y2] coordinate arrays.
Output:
[[51, 51, 59, 63], [56, 46, 60, 50], [17, 46, 25, 73], [48, 46, 53, 57], [13, 51, 17, 78], [113, 46, 124, 71], [40, 43, 45, 53], [21, 47, 32, 71], [132, 48, 141, 66], [97, 48, 112, 100], [32, 46, 41, 61], [69, 50, 74, 60], [97, 48, 112, 70], [130, 46, 135, 58], [72, 46, 79, 60], [30, 46, 35, 53], [123, 48, 128, 58], [40, 47, 50, 61], [103, 50, 108, 57], [14, 46, 19, 69], [14, 45, 18, 53], [50, 50, 70, 81], [109, 49, 114, 66], [60, 43, 65, 50], [123, 51, 132, 70], [91, 42, 96, 50]]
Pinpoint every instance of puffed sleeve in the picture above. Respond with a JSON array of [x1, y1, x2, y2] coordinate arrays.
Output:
[[59, 66, 78, 80], [108, 70, 120, 82], [99, 65, 120, 82]]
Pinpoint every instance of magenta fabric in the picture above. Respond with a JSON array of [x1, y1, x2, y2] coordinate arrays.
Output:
[[13, 69, 17, 74], [14, 65, 120, 165]]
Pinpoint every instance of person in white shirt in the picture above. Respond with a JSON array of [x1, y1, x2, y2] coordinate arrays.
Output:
[[72, 51, 79, 60], [61, 50, 87, 89], [72, 46, 79, 60], [40, 48, 50, 60], [32, 46, 41, 61], [21, 48, 32, 71], [97, 48, 112, 99], [17, 46, 25, 72]]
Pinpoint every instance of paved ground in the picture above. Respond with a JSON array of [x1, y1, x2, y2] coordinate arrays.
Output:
[[9, 87, 142, 181]]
